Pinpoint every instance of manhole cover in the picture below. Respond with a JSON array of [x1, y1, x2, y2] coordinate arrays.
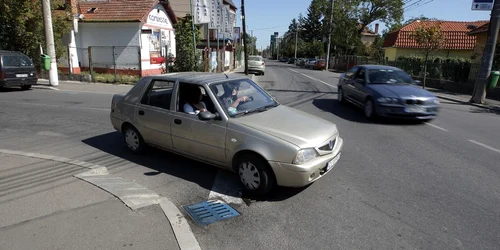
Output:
[[183, 199, 240, 226]]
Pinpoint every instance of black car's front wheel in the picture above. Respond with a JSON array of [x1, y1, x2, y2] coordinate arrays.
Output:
[[338, 87, 346, 104], [364, 99, 377, 120]]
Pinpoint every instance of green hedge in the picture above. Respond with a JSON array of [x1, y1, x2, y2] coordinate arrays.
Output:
[[391, 55, 473, 82]]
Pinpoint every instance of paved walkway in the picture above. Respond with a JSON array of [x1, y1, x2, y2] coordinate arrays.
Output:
[[426, 87, 500, 111]]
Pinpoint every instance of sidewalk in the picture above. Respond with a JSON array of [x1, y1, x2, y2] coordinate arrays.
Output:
[[0, 153, 180, 250], [426, 87, 500, 111]]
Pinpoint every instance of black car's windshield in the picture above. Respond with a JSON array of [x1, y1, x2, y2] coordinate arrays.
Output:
[[367, 69, 413, 84], [2, 55, 34, 67], [210, 78, 278, 117]]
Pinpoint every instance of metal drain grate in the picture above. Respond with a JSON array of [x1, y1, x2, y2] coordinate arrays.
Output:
[[183, 199, 240, 226]]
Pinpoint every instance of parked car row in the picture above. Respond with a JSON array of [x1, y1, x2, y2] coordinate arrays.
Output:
[[296, 58, 326, 70]]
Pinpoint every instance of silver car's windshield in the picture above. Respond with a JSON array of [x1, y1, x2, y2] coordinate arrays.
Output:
[[210, 78, 278, 117], [367, 69, 413, 84]]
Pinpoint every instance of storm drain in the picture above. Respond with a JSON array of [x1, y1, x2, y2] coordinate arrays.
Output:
[[183, 199, 240, 226]]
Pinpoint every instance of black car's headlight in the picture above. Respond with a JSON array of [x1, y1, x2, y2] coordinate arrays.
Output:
[[377, 97, 400, 104]]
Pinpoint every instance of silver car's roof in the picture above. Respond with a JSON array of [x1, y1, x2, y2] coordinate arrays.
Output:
[[145, 72, 249, 85]]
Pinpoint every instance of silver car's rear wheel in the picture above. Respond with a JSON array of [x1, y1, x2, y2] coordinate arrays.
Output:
[[123, 125, 145, 154], [236, 154, 275, 196]]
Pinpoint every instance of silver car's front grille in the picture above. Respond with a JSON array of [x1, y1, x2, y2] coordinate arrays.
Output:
[[318, 138, 336, 151]]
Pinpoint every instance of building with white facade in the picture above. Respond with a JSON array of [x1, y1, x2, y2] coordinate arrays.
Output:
[[62, 0, 178, 76]]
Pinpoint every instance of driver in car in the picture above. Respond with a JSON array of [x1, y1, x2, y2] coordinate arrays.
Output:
[[220, 82, 250, 115]]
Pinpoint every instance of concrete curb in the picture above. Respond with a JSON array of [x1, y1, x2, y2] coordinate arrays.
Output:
[[32, 85, 60, 91], [434, 94, 500, 111], [0, 149, 201, 250]]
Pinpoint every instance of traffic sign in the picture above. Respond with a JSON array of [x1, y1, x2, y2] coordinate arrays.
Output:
[[472, 0, 493, 10]]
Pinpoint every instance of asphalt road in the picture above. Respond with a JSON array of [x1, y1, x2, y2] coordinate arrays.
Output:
[[0, 60, 499, 250]]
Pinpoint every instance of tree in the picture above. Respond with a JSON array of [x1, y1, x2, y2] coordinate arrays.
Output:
[[173, 15, 201, 72], [0, 0, 71, 68], [409, 22, 446, 89], [329, 0, 361, 56], [356, 0, 404, 35], [302, 0, 326, 43]]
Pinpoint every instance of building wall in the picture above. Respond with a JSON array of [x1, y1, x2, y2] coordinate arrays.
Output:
[[361, 35, 376, 45], [384, 47, 473, 61], [75, 22, 142, 69]]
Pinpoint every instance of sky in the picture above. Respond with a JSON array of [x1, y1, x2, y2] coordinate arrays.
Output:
[[231, 0, 493, 49]]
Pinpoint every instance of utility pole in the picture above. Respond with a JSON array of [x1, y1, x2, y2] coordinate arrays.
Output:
[[325, 0, 334, 71], [470, 0, 500, 104], [41, 0, 59, 86], [294, 22, 299, 60], [251, 30, 254, 55], [241, 0, 249, 75]]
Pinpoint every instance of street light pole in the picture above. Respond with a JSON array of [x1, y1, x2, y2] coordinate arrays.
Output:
[[470, 0, 500, 103], [241, 0, 249, 75], [41, 0, 59, 86], [325, 0, 334, 71]]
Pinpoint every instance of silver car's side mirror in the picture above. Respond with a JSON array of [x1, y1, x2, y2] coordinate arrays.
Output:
[[198, 111, 216, 121]]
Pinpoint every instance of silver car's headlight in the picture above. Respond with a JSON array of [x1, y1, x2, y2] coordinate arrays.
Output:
[[377, 97, 399, 104], [432, 98, 440, 104], [293, 148, 318, 164]]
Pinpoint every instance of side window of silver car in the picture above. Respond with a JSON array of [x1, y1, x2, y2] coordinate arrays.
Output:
[[140, 80, 175, 110]]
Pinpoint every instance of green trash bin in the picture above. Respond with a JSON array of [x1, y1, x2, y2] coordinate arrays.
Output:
[[40, 54, 51, 71], [489, 71, 500, 89]]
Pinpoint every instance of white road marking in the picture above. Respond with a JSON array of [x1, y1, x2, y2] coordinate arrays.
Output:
[[467, 140, 500, 154], [0, 148, 201, 250], [424, 123, 449, 132], [289, 69, 336, 88], [208, 170, 244, 205]]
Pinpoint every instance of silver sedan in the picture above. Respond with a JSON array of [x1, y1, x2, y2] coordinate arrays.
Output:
[[110, 72, 343, 195]]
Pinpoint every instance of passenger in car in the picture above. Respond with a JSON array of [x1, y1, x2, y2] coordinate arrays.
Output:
[[183, 86, 207, 115]]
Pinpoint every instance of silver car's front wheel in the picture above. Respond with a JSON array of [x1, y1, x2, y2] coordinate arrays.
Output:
[[123, 126, 145, 154], [239, 162, 261, 190], [236, 154, 275, 196]]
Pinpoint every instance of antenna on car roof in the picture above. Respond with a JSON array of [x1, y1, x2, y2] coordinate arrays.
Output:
[[224, 72, 229, 78]]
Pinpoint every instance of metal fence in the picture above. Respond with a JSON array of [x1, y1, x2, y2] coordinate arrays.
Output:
[[74, 46, 141, 82]]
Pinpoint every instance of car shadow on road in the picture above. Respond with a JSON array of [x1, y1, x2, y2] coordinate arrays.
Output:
[[82, 132, 218, 193], [313, 99, 427, 125], [266, 89, 331, 94], [82, 132, 306, 202], [0, 88, 30, 93]]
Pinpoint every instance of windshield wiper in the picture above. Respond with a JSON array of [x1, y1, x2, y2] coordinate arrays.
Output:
[[232, 103, 279, 117]]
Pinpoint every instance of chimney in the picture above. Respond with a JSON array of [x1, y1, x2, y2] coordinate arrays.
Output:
[[375, 23, 379, 34]]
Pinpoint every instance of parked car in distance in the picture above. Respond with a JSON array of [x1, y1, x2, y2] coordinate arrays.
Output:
[[0, 50, 37, 90], [337, 65, 440, 121], [296, 58, 305, 66], [312, 59, 326, 70], [110, 72, 344, 195], [305, 58, 317, 68], [287, 58, 296, 64], [248, 55, 265, 75], [279, 57, 288, 62]]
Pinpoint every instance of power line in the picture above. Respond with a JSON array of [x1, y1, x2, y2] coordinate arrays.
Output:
[[405, 0, 435, 11]]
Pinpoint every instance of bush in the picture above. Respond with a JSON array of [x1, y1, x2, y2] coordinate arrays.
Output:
[[393, 55, 472, 82]]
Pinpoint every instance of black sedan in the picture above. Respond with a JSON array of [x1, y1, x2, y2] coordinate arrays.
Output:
[[337, 65, 440, 121]]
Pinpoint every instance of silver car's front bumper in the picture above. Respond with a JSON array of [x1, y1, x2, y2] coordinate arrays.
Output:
[[269, 137, 344, 187]]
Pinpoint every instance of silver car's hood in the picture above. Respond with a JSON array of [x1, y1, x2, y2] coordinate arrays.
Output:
[[233, 105, 338, 148]]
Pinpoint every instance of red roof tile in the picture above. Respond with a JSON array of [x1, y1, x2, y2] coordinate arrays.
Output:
[[383, 20, 489, 50], [78, 0, 177, 24]]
